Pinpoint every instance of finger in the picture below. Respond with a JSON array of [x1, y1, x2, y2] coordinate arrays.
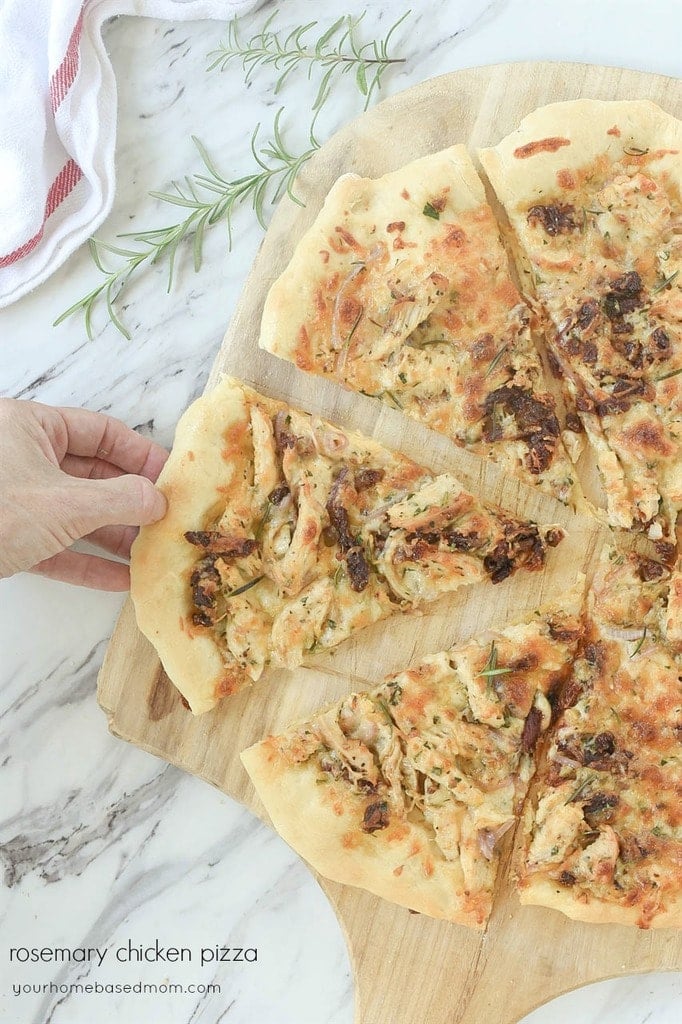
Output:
[[29, 549, 131, 591], [64, 475, 167, 534], [85, 524, 139, 560], [61, 454, 126, 481], [55, 406, 169, 480]]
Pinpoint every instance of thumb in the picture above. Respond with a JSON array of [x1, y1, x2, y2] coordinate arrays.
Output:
[[64, 474, 168, 535]]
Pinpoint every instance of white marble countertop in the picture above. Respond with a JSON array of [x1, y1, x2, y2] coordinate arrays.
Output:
[[1, 1, 681, 1022]]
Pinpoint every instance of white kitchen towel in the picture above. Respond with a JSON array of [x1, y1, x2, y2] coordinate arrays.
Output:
[[0, 0, 263, 308]]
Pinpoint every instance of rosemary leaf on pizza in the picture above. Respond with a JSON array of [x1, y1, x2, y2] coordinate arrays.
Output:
[[130, 377, 564, 714], [242, 591, 584, 928], [479, 100, 682, 559], [259, 146, 576, 504], [516, 549, 682, 928]]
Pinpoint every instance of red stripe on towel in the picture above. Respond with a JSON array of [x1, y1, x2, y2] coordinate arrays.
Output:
[[49, 8, 85, 111], [0, 159, 83, 268], [1, 9, 86, 270]]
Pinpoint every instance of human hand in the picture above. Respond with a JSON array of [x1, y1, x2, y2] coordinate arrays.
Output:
[[0, 398, 168, 590]]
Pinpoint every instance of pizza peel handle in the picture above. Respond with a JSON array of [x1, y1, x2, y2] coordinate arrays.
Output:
[[98, 61, 682, 1024]]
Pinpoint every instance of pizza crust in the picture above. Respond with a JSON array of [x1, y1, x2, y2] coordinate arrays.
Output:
[[478, 99, 682, 210], [241, 739, 487, 928], [130, 378, 250, 714], [518, 876, 682, 929]]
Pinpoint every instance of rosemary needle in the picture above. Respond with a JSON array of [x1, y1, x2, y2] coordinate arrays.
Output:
[[565, 773, 597, 805], [656, 366, 682, 382], [484, 344, 509, 378], [477, 641, 513, 679], [630, 626, 647, 658], [650, 269, 679, 295], [225, 576, 264, 600]]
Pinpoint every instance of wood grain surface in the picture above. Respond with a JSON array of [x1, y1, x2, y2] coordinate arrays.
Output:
[[98, 62, 682, 1024]]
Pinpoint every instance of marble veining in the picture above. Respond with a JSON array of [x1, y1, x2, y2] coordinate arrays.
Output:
[[1, 1, 680, 1021]]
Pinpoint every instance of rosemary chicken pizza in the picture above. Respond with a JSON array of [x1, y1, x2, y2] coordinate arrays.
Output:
[[131, 98, 682, 933], [516, 549, 682, 928], [242, 591, 584, 927], [259, 146, 576, 504], [479, 100, 682, 559], [130, 377, 564, 714]]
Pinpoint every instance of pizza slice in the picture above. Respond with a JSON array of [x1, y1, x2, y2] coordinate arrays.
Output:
[[515, 549, 682, 928], [241, 591, 584, 928], [259, 146, 577, 504], [130, 377, 564, 714], [479, 100, 682, 559]]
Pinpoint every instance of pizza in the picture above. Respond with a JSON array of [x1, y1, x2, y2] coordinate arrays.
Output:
[[129, 98, 682, 932], [130, 376, 564, 714], [479, 100, 682, 560], [515, 549, 682, 928], [242, 588, 584, 927], [259, 146, 577, 504]]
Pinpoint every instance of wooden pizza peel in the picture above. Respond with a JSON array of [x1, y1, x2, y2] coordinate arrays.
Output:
[[97, 62, 682, 1023]]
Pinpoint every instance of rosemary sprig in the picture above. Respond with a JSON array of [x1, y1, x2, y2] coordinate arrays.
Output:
[[207, 11, 409, 111], [376, 698, 395, 724], [56, 12, 410, 338], [54, 111, 320, 339]]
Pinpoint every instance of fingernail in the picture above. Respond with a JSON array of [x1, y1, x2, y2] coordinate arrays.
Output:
[[149, 485, 167, 522]]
